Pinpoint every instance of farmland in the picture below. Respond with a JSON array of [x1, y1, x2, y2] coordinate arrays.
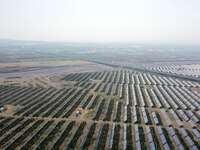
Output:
[[0, 69, 199, 149]]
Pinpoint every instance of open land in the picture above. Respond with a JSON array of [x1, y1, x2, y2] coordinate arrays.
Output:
[[0, 40, 199, 149]]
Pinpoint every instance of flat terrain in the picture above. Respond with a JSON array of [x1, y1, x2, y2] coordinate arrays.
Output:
[[0, 60, 113, 77], [0, 69, 199, 149], [0, 60, 113, 89], [0, 41, 199, 149], [146, 64, 200, 79]]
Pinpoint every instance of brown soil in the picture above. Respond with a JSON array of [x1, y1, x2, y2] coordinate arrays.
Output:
[[191, 87, 200, 92], [1, 104, 19, 115]]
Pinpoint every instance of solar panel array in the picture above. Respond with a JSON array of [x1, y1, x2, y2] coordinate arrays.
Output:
[[0, 70, 199, 149]]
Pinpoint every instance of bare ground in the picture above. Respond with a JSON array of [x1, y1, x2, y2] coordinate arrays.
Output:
[[0, 60, 113, 89]]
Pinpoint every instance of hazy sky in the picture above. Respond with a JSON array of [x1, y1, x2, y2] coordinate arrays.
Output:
[[0, 0, 200, 45]]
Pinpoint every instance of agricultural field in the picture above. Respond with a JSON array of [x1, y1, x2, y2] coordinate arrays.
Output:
[[145, 64, 200, 79], [0, 69, 199, 149]]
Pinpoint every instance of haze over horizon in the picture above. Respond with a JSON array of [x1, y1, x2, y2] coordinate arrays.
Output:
[[1, 0, 200, 45]]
